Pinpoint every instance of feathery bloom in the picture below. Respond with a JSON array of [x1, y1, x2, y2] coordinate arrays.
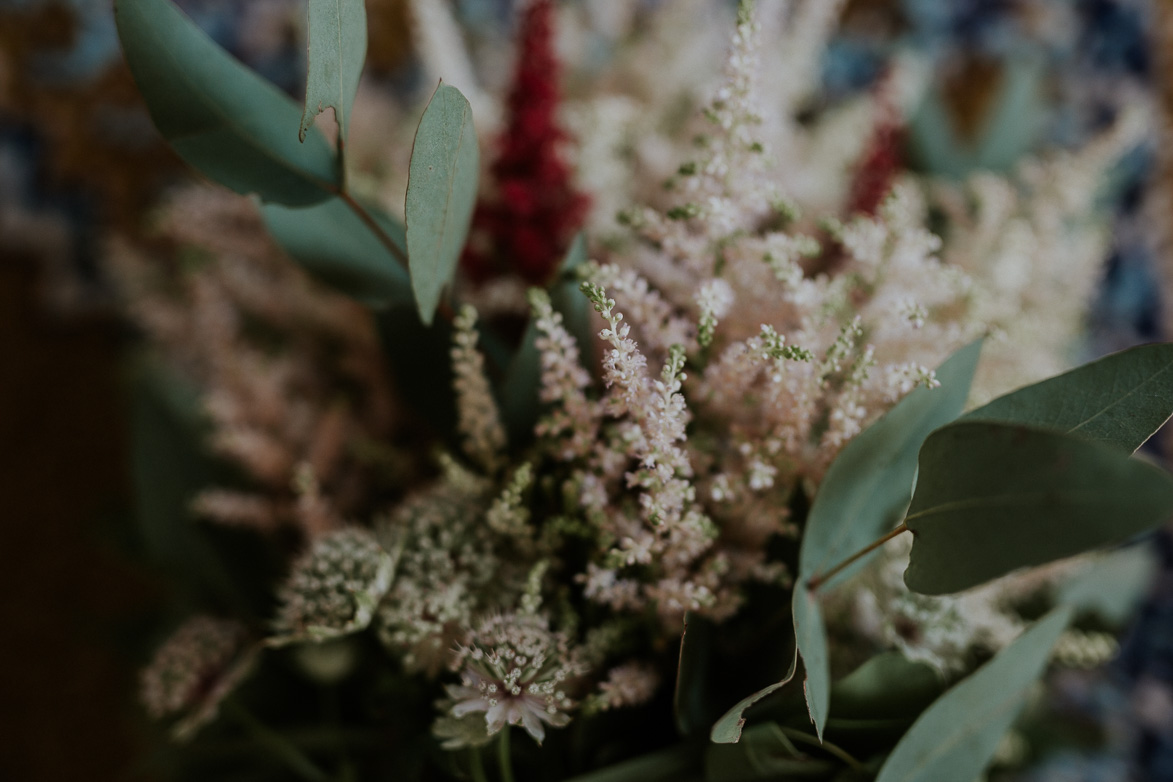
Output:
[[139, 616, 257, 741], [461, 0, 590, 285], [451, 304, 507, 472]]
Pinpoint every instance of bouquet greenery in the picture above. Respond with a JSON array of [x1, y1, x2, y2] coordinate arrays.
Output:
[[113, 0, 1173, 780]]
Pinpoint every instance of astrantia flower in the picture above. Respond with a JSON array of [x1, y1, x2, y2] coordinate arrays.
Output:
[[270, 527, 395, 645], [139, 615, 258, 741], [439, 613, 584, 745]]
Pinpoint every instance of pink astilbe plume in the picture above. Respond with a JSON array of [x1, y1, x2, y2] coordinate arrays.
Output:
[[461, 0, 590, 286]]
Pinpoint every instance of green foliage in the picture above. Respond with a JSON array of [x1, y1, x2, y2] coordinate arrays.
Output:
[[115, 0, 339, 206], [799, 340, 982, 588], [792, 587, 829, 741], [1057, 542, 1158, 626], [828, 654, 943, 722], [709, 649, 797, 744], [498, 317, 541, 447], [904, 421, 1173, 594], [549, 233, 595, 357], [874, 607, 1072, 782], [962, 342, 1173, 453], [300, 0, 367, 150], [789, 341, 980, 742], [674, 613, 717, 738], [261, 197, 411, 307], [706, 723, 836, 781], [406, 83, 480, 325]]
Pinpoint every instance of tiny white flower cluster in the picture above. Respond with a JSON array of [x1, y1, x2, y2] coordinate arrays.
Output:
[[271, 527, 395, 644]]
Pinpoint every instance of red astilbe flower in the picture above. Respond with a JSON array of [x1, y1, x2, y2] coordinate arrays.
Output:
[[847, 69, 905, 217], [462, 0, 590, 286]]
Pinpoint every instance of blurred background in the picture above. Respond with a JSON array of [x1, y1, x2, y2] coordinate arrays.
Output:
[[2, 0, 1172, 779]]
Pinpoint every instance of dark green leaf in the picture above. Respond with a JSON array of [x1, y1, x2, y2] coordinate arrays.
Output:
[[498, 317, 541, 446], [549, 233, 594, 361], [115, 0, 339, 205], [711, 647, 798, 743], [562, 743, 704, 782], [963, 343, 1173, 453], [828, 653, 943, 721], [875, 607, 1072, 782], [300, 0, 367, 146], [675, 612, 716, 737], [405, 82, 479, 325], [707, 723, 836, 781], [905, 421, 1173, 594], [792, 587, 829, 741], [800, 340, 982, 587], [261, 197, 411, 307], [1057, 543, 1158, 626], [375, 309, 456, 440]]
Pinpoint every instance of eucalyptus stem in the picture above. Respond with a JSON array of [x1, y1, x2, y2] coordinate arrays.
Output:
[[806, 522, 909, 592], [338, 187, 456, 324], [339, 188, 408, 268], [470, 746, 489, 782], [223, 698, 330, 782], [497, 728, 515, 782]]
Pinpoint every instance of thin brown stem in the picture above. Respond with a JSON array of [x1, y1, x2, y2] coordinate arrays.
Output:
[[806, 522, 909, 592], [338, 189, 455, 324], [339, 189, 408, 268]]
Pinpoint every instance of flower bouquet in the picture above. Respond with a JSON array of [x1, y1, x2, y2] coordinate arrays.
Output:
[[112, 0, 1173, 780]]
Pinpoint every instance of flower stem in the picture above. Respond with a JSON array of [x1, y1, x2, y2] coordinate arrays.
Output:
[[497, 728, 516, 782], [223, 698, 330, 782], [470, 746, 489, 782], [806, 522, 909, 592]]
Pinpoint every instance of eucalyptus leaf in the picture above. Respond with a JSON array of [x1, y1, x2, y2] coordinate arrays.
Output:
[[828, 653, 942, 721], [792, 587, 829, 741], [706, 723, 836, 781], [710, 647, 798, 743], [549, 233, 594, 356], [904, 421, 1173, 595], [675, 612, 716, 737], [875, 607, 1072, 782], [963, 342, 1173, 453], [300, 0, 367, 148], [262, 197, 411, 306], [405, 82, 479, 325], [498, 317, 541, 446], [115, 0, 339, 205], [1057, 543, 1158, 626], [799, 339, 982, 588]]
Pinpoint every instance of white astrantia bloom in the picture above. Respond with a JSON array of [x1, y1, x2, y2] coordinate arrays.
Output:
[[439, 613, 585, 745], [269, 527, 396, 646]]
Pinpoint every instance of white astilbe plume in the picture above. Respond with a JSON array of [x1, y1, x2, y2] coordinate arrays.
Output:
[[530, 288, 598, 460], [451, 304, 507, 472]]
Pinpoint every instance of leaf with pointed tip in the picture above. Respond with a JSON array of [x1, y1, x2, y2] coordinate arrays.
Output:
[[405, 82, 479, 325], [963, 343, 1173, 453], [300, 0, 367, 147], [710, 647, 798, 744], [674, 612, 716, 737], [792, 587, 829, 741], [498, 317, 540, 446], [262, 197, 410, 306], [800, 340, 982, 588], [875, 607, 1072, 782], [904, 421, 1173, 595], [115, 0, 339, 205]]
